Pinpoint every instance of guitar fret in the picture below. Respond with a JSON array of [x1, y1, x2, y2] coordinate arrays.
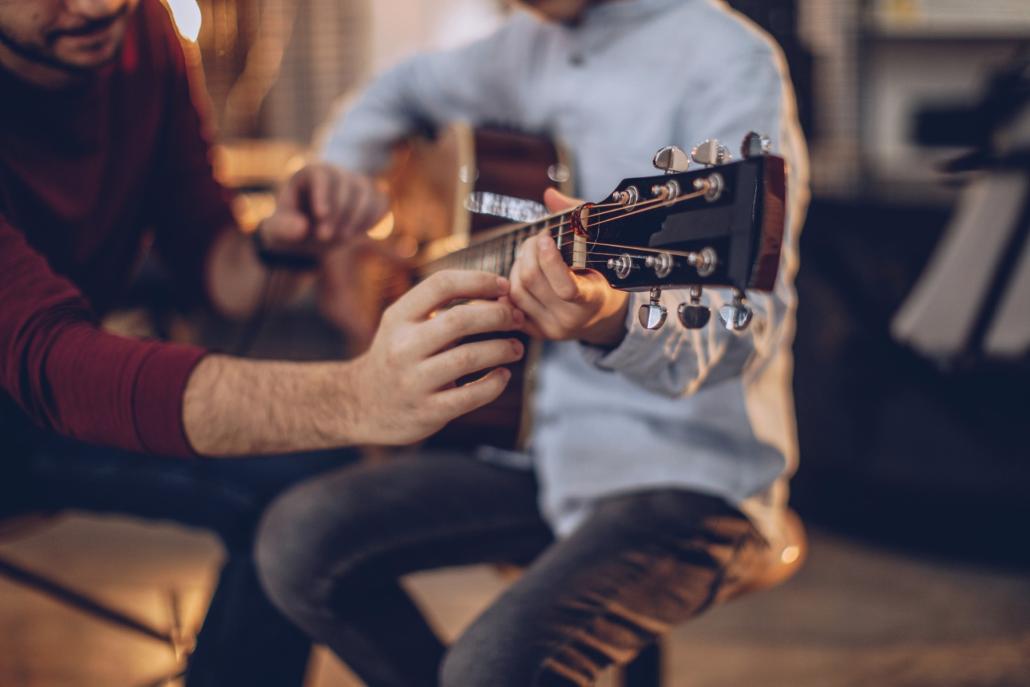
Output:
[[424, 215, 570, 282]]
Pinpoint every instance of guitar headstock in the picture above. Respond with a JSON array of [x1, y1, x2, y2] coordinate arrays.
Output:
[[556, 132, 785, 332]]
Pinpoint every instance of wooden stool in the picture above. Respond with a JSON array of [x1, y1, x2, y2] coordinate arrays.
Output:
[[0, 515, 194, 686], [493, 509, 808, 686], [622, 509, 808, 686]]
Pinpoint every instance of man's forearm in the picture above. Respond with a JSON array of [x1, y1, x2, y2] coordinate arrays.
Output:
[[206, 229, 312, 321], [183, 354, 361, 456], [183, 271, 523, 457]]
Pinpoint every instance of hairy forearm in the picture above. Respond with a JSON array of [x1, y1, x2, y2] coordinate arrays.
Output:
[[183, 271, 523, 457], [183, 354, 360, 456], [206, 229, 312, 320]]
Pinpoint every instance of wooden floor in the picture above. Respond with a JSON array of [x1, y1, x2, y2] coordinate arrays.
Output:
[[0, 514, 1028, 687]]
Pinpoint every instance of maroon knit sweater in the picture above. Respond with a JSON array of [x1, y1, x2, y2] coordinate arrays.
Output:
[[0, 0, 233, 457]]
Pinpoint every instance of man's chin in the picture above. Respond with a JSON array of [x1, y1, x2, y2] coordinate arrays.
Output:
[[56, 46, 122, 71], [52, 29, 126, 71], [0, 33, 124, 77]]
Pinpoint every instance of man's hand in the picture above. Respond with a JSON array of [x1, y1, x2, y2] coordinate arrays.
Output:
[[345, 270, 525, 445], [207, 163, 388, 321], [259, 162, 388, 257], [510, 189, 629, 346], [185, 270, 525, 456]]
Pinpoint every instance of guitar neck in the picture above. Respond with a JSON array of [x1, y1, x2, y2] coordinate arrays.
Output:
[[416, 208, 581, 281], [409, 152, 786, 297]]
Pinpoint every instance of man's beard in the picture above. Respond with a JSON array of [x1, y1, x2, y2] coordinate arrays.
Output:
[[0, 5, 129, 75]]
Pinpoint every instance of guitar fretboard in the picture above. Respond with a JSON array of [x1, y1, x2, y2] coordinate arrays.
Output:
[[418, 209, 579, 280]]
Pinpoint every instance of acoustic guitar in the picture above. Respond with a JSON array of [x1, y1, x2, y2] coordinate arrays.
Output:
[[353, 123, 785, 451]]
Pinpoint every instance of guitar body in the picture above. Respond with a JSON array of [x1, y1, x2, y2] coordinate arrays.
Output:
[[382, 123, 573, 450]]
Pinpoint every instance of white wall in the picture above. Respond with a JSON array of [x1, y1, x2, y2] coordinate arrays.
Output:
[[368, 0, 506, 74]]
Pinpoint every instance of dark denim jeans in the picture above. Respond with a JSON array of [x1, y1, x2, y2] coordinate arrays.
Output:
[[3, 431, 352, 687], [256, 453, 768, 687]]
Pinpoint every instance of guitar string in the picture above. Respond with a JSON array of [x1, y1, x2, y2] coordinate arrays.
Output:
[[367, 200, 710, 294], [548, 187, 708, 240], [505, 186, 709, 249], [455, 198, 626, 248], [427, 187, 707, 271], [419, 182, 710, 270], [368, 245, 706, 292], [449, 192, 680, 255], [367, 186, 711, 290]]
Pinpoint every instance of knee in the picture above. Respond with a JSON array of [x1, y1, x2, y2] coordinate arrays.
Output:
[[441, 618, 541, 687], [255, 466, 404, 623], [440, 634, 496, 687], [253, 486, 309, 613], [254, 477, 360, 624]]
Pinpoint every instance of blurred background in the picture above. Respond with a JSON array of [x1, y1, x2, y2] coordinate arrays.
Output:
[[1, 0, 1028, 685]]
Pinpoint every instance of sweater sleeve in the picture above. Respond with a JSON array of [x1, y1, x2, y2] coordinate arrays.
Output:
[[0, 215, 206, 457], [321, 16, 535, 172], [580, 42, 809, 398]]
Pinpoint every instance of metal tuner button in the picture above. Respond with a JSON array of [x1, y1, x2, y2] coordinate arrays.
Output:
[[690, 139, 731, 167], [637, 287, 668, 330], [677, 286, 711, 329], [718, 290, 753, 331], [651, 145, 692, 174]]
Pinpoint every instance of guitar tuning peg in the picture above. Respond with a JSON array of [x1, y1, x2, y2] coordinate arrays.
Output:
[[741, 131, 772, 159], [637, 287, 668, 330], [691, 139, 731, 167], [677, 286, 710, 329], [718, 290, 753, 331], [651, 146, 692, 174]]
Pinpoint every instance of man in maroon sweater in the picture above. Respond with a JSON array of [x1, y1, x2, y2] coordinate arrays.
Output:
[[0, 0, 525, 683]]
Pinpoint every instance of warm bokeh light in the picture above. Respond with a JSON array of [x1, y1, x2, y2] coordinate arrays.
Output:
[[367, 212, 395, 240], [166, 0, 202, 42], [781, 545, 801, 565]]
